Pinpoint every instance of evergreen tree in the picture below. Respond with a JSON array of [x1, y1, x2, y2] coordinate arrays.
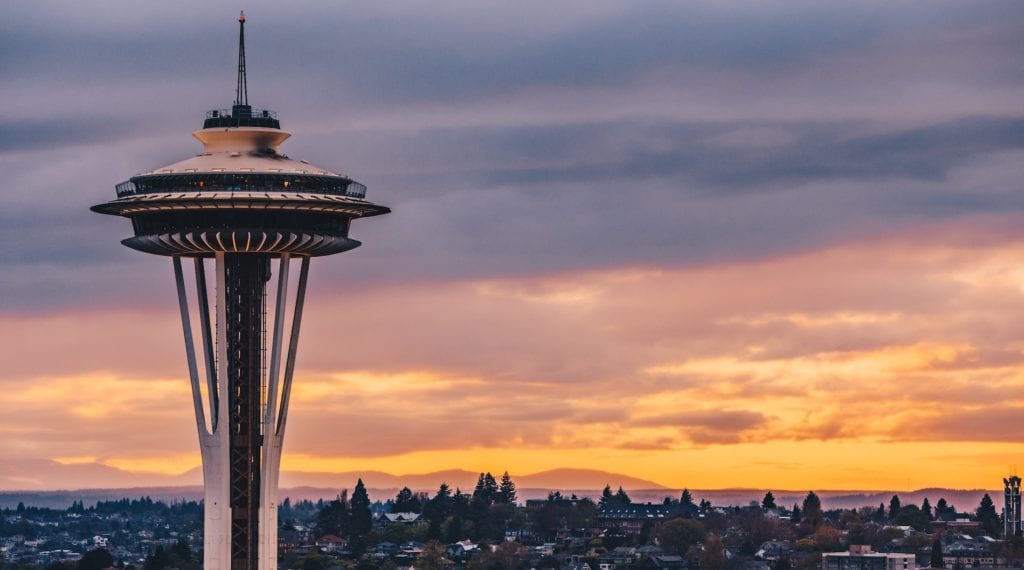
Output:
[[923, 498, 933, 520], [349, 479, 372, 536], [931, 536, 945, 569], [79, 548, 114, 570], [471, 473, 498, 506], [791, 504, 802, 524], [976, 494, 1000, 537], [599, 485, 614, 506], [875, 503, 886, 521], [497, 471, 517, 504], [936, 498, 956, 521], [681, 489, 695, 507], [763, 491, 777, 510], [889, 495, 902, 520], [394, 487, 421, 513], [316, 490, 349, 537], [143, 546, 170, 570], [614, 486, 631, 505], [802, 492, 823, 529], [424, 483, 453, 539], [484, 472, 498, 499]]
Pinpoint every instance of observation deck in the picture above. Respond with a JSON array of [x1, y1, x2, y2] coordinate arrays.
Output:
[[92, 117, 389, 257]]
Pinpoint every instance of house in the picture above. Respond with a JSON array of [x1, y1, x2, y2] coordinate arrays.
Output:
[[447, 540, 480, 560], [315, 535, 348, 554], [383, 512, 422, 524], [643, 555, 687, 569], [756, 540, 792, 561], [598, 546, 637, 568]]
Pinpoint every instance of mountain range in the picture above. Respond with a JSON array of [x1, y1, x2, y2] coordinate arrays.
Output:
[[0, 461, 999, 512]]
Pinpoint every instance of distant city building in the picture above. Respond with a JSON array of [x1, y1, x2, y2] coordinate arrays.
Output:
[[1005, 475, 1021, 538], [598, 503, 699, 535], [822, 546, 915, 570]]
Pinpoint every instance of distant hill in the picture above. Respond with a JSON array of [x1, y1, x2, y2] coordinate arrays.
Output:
[[0, 461, 997, 512], [278, 468, 664, 493], [0, 483, 998, 514], [0, 462, 661, 494], [0, 465, 662, 508]]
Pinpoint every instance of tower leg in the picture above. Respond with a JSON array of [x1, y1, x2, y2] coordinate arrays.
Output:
[[175, 254, 309, 570], [260, 255, 309, 570]]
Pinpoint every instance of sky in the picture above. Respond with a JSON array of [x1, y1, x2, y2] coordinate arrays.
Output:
[[2, 1, 1024, 492]]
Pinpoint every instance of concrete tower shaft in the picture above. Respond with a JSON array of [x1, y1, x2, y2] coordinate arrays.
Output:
[[92, 14, 389, 570]]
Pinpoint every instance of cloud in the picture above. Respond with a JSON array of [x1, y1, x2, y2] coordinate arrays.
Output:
[[4, 1, 1024, 489], [2, 1, 1024, 313]]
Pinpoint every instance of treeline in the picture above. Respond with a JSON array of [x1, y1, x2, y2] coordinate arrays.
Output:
[[313, 471, 521, 553]]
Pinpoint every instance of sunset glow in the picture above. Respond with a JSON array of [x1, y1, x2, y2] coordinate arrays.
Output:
[[3, 1, 1023, 494]]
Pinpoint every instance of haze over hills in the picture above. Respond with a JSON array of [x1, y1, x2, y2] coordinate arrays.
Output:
[[0, 461, 998, 512], [0, 462, 662, 497]]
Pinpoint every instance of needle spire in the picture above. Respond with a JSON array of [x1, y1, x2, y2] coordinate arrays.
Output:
[[235, 11, 248, 106]]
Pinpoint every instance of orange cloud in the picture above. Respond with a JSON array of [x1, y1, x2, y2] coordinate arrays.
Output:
[[5, 217, 1024, 489]]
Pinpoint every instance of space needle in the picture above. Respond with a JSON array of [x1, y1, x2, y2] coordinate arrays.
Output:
[[92, 13, 390, 570]]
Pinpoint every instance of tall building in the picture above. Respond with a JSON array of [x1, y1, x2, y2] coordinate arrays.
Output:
[[91, 14, 390, 570], [1006, 474, 1022, 538]]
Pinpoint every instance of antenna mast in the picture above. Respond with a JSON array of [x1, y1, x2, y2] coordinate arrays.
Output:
[[235, 12, 248, 106]]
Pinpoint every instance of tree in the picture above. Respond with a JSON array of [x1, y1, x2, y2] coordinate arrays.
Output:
[[791, 505, 802, 524], [316, 490, 348, 536], [417, 540, 448, 570], [423, 483, 453, 540], [802, 492, 823, 530], [700, 536, 726, 570], [614, 486, 631, 505], [922, 498, 933, 521], [394, 486, 422, 513], [763, 491, 777, 510], [169, 539, 197, 570], [813, 526, 842, 551], [347, 479, 372, 555], [931, 536, 944, 569], [467, 542, 527, 569], [657, 518, 706, 555], [889, 495, 901, 520], [79, 548, 114, 570], [143, 546, 170, 570], [472, 472, 498, 506], [936, 498, 954, 521], [893, 504, 930, 531], [497, 471, 517, 504], [600, 485, 614, 506], [976, 494, 999, 537], [349, 479, 371, 534], [681, 489, 695, 507], [773, 558, 793, 570]]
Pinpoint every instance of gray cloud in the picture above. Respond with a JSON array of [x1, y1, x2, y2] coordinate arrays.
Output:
[[3, 1, 1024, 312]]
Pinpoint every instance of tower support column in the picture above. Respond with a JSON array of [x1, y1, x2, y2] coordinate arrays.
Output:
[[173, 254, 311, 570]]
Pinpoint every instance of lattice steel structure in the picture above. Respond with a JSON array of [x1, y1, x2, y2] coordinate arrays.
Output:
[[1006, 475, 1022, 538], [92, 13, 389, 570]]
